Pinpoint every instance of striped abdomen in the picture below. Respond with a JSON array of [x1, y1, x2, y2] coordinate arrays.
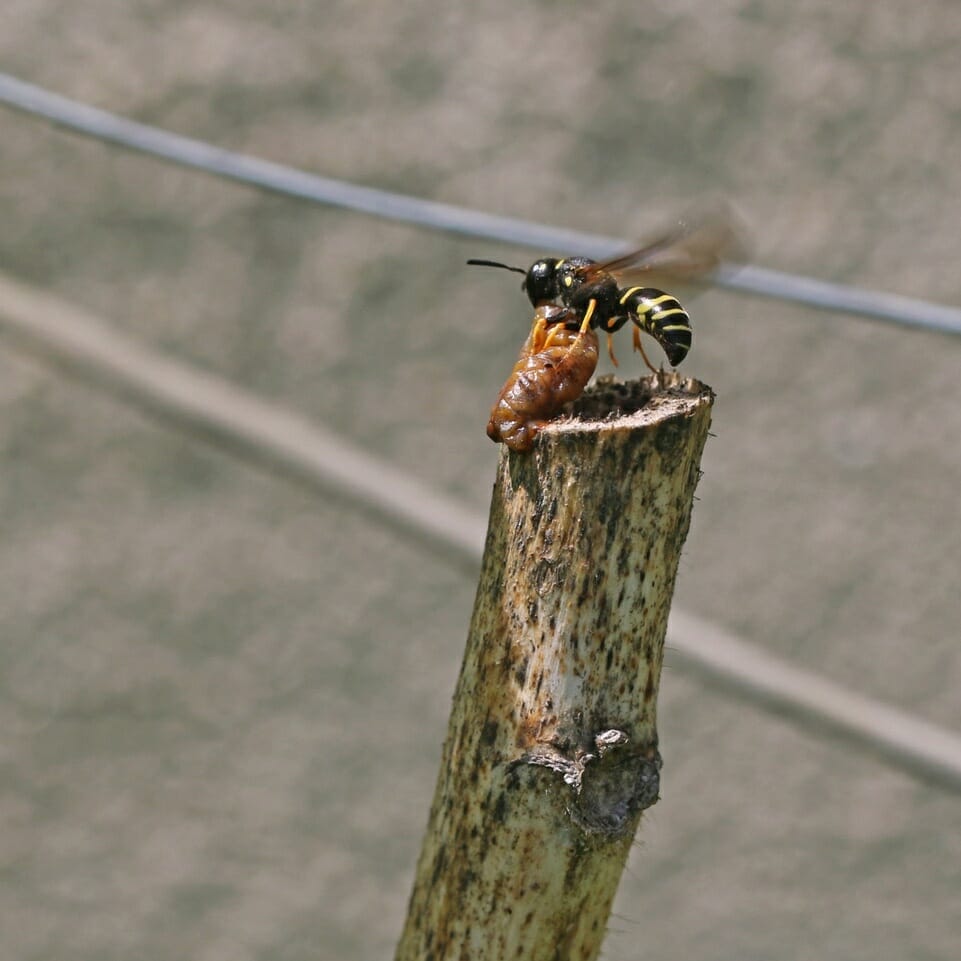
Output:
[[618, 286, 692, 367]]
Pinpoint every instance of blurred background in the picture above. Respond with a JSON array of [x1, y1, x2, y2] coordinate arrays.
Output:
[[2, 2, 960, 959]]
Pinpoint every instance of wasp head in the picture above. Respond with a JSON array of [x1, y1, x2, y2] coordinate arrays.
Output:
[[523, 258, 561, 305]]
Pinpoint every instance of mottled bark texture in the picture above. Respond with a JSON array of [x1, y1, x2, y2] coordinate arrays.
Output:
[[396, 373, 714, 961]]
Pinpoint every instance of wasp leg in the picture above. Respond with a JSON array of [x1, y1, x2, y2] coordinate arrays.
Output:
[[603, 310, 620, 365], [542, 299, 597, 349], [632, 324, 658, 373], [541, 324, 565, 350], [579, 299, 597, 334], [606, 333, 619, 367], [530, 311, 551, 353], [547, 302, 599, 380]]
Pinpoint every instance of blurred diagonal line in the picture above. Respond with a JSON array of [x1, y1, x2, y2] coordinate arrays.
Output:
[[0, 273, 487, 574], [668, 612, 961, 791], [2, 272, 961, 794], [3, 71, 961, 338]]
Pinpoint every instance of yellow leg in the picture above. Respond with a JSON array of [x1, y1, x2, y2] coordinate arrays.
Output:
[[579, 299, 597, 333], [541, 322, 565, 349], [530, 312, 550, 352], [633, 325, 658, 373], [543, 298, 597, 349], [606, 333, 619, 367]]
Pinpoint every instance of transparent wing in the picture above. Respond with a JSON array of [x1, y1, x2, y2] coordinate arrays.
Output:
[[593, 202, 750, 286]]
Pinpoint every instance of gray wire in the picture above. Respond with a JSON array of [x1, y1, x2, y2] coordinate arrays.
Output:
[[2, 269, 961, 794], [668, 611, 961, 791], [2, 71, 961, 337]]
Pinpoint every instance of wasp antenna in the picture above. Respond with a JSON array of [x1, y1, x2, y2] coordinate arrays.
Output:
[[466, 258, 527, 275]]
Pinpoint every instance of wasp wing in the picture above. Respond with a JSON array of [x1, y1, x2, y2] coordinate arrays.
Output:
[[594, 203, 749, 286]]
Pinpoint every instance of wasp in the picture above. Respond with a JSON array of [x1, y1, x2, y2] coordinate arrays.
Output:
[[471, 210, 743, 451]]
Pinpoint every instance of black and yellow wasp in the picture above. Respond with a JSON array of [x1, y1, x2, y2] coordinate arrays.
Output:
[[468, 208, 744, 371]]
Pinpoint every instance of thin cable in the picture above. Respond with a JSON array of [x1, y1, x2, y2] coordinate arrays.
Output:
[[0, 274, 486, 576], [1, 270, 960, 793], [2, 71, 961, 338], [669, 611, 961, 791]]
